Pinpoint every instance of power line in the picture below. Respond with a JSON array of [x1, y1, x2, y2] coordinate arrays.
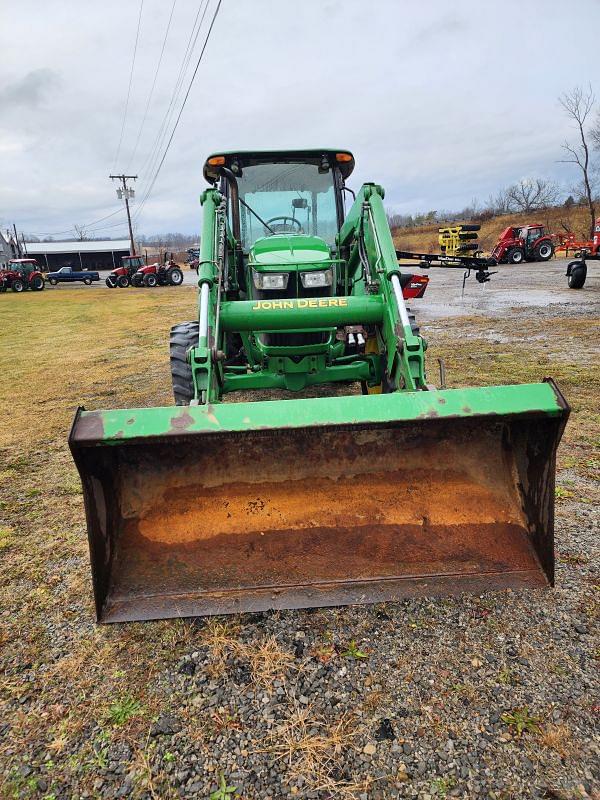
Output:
[[112, 0, 145, 171], [126, 0, 178, 171], [26, 208, 126, 238], [137, 0, 209, 183], [134, 0, 222, 224]]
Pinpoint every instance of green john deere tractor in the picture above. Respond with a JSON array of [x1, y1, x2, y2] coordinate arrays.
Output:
[[70, 149, 569, 623]]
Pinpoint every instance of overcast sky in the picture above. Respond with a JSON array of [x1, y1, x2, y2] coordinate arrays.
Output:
[[1, 0, 599, 239]]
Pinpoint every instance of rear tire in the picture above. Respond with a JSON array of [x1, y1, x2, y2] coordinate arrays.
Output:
[[567, 262, 587, 289], [168, 267, 183, 286], [144, 273, 158, 287], [170, 321, 198, 405], [12, 279, 25, 292], [83, 277, 92, 285], [117, 275, 130, 288], [507, 247, 524, 264], [534, 241, 554, 261]]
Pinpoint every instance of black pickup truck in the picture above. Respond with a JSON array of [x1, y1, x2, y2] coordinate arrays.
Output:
[[46, 266, 100, 285]]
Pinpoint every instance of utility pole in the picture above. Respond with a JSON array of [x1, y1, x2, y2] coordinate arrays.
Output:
[[109, 174, 137, 255], [13, 223, 22, 257]]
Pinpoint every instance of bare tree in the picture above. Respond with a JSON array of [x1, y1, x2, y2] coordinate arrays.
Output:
[[490, 188, 514, 215], [504, 178, 560, 213], [73, 224, 88, 241], [558, 85, 596, 237]]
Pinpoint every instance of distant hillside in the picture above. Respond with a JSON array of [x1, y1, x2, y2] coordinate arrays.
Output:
[[391, 205, 593, 254]]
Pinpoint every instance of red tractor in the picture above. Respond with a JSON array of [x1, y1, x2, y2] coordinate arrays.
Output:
[[491, 224, 554, 264], [130, 259, 184, 287], [105, 255, 145, 288], [0, 259, 45, 292]]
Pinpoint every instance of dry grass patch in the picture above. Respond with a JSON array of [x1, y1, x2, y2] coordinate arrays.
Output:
[[267, 707, 368, 797], [200, 620, 294, 689], [538, 723, 575, 759], [242, 635, 294, 690]]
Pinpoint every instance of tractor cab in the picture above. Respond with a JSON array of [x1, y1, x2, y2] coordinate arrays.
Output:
[[203, 149, 354, 351], [8, 258, 38, 275], [121, 255, 144, 272], [203, 149, 354, 290], [517, 224, 544, 249]]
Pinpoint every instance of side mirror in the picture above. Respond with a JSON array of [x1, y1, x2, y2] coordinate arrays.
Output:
[[292, 198, 308, 209]]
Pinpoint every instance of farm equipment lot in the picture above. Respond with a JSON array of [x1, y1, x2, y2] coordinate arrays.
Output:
[[0, 271, 598, 798]]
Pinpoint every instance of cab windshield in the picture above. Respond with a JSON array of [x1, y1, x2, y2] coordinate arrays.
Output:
[[233, 161, 338, 250]]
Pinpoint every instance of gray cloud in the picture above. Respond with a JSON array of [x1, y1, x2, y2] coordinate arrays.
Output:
[[0, 68, 60, 108], [0, 0, 598, 237]]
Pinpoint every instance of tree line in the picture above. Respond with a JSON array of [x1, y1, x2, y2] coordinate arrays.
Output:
[[389, 85, 600, 237]]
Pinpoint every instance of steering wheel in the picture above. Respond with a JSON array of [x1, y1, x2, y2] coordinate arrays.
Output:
[[264, 216, 303, 235]]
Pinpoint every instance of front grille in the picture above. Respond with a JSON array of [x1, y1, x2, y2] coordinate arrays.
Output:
[[255, 274, 333, 348]]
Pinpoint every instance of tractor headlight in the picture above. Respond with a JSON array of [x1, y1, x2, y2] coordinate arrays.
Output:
[[300, 269, 333, 289], [252, 271, 289, 290]]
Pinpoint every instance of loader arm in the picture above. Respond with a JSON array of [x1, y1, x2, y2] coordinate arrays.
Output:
[[338, 183, 426, 391]]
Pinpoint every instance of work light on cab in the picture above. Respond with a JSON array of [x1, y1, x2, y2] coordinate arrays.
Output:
[[252, 271, 289, 290], [300, 269, 333, 288]]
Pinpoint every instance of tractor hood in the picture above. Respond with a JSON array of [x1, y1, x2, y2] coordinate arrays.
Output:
[[250, 234, 331, 272]]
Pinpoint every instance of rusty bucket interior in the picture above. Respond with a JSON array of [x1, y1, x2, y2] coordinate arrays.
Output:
[[70, 408, 566, 623]]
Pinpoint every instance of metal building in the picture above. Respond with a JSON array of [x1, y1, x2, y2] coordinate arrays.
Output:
[[23, 240, 131, 271]]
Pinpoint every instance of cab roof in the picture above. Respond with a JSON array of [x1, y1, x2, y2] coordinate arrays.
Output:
[[203, 149, 355, 184]]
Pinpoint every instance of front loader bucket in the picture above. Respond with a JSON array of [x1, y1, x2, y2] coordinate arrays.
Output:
[[69, 381, 568, 623]]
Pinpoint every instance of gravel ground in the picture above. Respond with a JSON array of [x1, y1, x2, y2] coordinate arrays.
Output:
[[0, 270, 598, 800]]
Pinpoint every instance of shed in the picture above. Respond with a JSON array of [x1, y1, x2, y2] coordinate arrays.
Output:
[[23, 240, 132, 271]]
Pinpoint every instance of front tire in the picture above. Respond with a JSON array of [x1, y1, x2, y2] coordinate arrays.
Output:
[[117, 275, 130, 288], [48, 278, 57, 286], [170, 321, 198, 405], [12, 279, 25, 292], [144, 273, 158, 287], [31, 276, 44, 291], [507, 247, 524, 264], [534, 241, 554, 261], [567, 262, 587, 289], [106, 275, 117, 288]]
